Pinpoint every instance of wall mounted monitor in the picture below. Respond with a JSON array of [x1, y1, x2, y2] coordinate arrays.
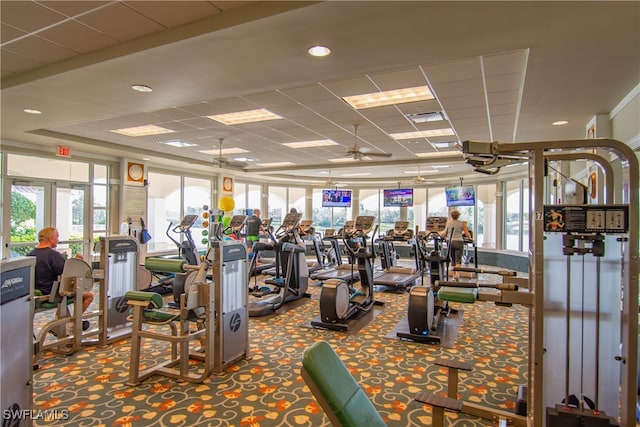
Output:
[[445, 186, 476, 207], [383, 188, 414, 207], [322, 189, 352, 207]]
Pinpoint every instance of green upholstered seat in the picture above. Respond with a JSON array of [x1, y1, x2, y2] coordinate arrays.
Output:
[[301, 340, 386, 427], [437, 286, 478, 304], [125, 291, 177, 322]]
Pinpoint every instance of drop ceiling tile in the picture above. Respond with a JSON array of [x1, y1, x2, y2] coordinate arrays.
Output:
[[151, 108, 200, 121], [39, 1, 112, 18], [486, 73, 524, 92], [279, 84, 336, 102], [2, 35, 77, 64], [487, 89, 521, 105], [489, 103, 518, 116], [0, 1, 67, 32], [75, 2, 165, 41], [242, 90, 299, 108], [1, 23, 28, 44], [423, 57, 482, 84], [322, 76, 380, 97], [482, 50, 527, 76], [368, 66, 428, 90], [37, 20, 118, 53], [433, 78, 485, 98], [124, 1, 222, 27], [304, 99, 353, 114]]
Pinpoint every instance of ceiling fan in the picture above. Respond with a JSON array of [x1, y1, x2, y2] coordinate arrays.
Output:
[[212, 138, 247, 169], [402, 166, 428, 184], [314, 172, 346, 187], [343, 124, 392, 160]]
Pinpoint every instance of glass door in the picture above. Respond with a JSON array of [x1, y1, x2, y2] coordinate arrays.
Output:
[[6, 180, 90, 259]]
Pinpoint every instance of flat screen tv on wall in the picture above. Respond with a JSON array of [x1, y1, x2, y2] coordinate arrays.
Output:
[[383, 188, 414, 207], [445, 186, 475, 207], [322, 189, 352, 207]]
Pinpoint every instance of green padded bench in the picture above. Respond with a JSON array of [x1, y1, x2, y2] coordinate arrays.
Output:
[[437, 287, 478, 304], [301, 340, 386, 427], [124, 291, 177, 322]]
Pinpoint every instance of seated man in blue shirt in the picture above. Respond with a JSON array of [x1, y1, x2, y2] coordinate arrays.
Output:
[[28, 227, 93, 331]]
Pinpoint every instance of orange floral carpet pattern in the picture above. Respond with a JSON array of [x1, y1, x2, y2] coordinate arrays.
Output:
[[33, 276, 528, 426]]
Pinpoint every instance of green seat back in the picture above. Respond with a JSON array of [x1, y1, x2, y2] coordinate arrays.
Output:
[[301, 341, 386, 427], [125, 291, 163, 308]]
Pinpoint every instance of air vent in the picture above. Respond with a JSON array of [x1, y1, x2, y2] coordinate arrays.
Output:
[[407, 111, 446, 123]]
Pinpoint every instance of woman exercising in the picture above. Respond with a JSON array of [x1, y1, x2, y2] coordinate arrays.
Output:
[[441, 210, 471, 267]]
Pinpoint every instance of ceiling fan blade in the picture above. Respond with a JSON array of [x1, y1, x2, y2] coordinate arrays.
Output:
[[366, 152, 393, 158]]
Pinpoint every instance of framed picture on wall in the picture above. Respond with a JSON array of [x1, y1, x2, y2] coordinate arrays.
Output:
[[222, 176, 233, 193], [126, 162, 145, 185]]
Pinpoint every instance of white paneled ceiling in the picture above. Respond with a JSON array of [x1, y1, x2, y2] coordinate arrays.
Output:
[[1, 1, 638, 185]]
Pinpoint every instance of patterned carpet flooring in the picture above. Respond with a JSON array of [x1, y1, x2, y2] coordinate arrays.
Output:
[[33, 272, 529, 426]]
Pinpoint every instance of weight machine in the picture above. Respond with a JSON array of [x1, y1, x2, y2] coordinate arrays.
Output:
[[462, 139, 638, 427]]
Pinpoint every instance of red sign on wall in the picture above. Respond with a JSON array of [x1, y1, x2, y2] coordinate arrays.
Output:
[[57, 146, 71, 157]]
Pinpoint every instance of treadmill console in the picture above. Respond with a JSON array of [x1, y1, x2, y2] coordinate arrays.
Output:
[[228, 215, 247, 230], [341, 221, 356, 236], [426, 216, 448, 233], [393, 220, 409, 233], [178, 214, 199, 231], [261, 218, 273, 228], [299, 220, 314, 233], [281, 212, 302, 229], [354, 216, 376, 234]]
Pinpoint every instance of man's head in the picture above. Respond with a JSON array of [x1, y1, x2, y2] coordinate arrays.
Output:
[[38, 227, 60, 248], [253, 209, 261, 217]]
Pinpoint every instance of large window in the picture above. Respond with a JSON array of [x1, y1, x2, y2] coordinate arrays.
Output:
[[505, 179, 528, 251], [311, 188, 352, 232], [148, 173, 181, 252], [184, 177, 211, 251]]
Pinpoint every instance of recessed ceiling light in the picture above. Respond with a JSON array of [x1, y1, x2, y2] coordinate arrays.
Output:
[[431, 164, 451, 169], [234, 157, 255, 162], [390, 129, 455, 139], [343, 85, 434, 109], [111, 124, 175, 137], [23, 108, 42, 114], [308, 45, 331, 57], [207, 109, 283, 125], [552, 120, 569, 126], [162, 140, 197, 148], [328, 157, 362, 163], [282, 139, 338, 148], [199, 147, 249, 155], [132, 84, 152, 93], [142, 157, 151, 161]]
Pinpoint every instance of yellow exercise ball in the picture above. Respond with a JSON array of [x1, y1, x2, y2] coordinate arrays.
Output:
[[218, 196, 235, 212]]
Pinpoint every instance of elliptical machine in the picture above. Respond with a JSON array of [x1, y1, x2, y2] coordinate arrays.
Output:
[[166, 214, 200, 266], [248, 212, 310, 317], [397, 229, 449, 343], [312, 216, 383, 331]]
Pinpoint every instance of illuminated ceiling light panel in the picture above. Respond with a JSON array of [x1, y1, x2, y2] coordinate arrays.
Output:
[[328, 157, 362, 163], [255, 161, 296, 167], [340, 172, 371, 177], [234, 157, 256, 162], [207, 109, 283, 125], [281, 139, 338, 148], [24, 108, 42, 114], [199, 148, 249, 155], [431, 164, 451, 169], [552, 120, 569, 126], [111, 124, 175, 137], [162, 140, 197, 148], [390, 128, 455, 139], [415, 151, 463, 158], [404, 169, 437, 174], [342, 85, 434, 109]]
